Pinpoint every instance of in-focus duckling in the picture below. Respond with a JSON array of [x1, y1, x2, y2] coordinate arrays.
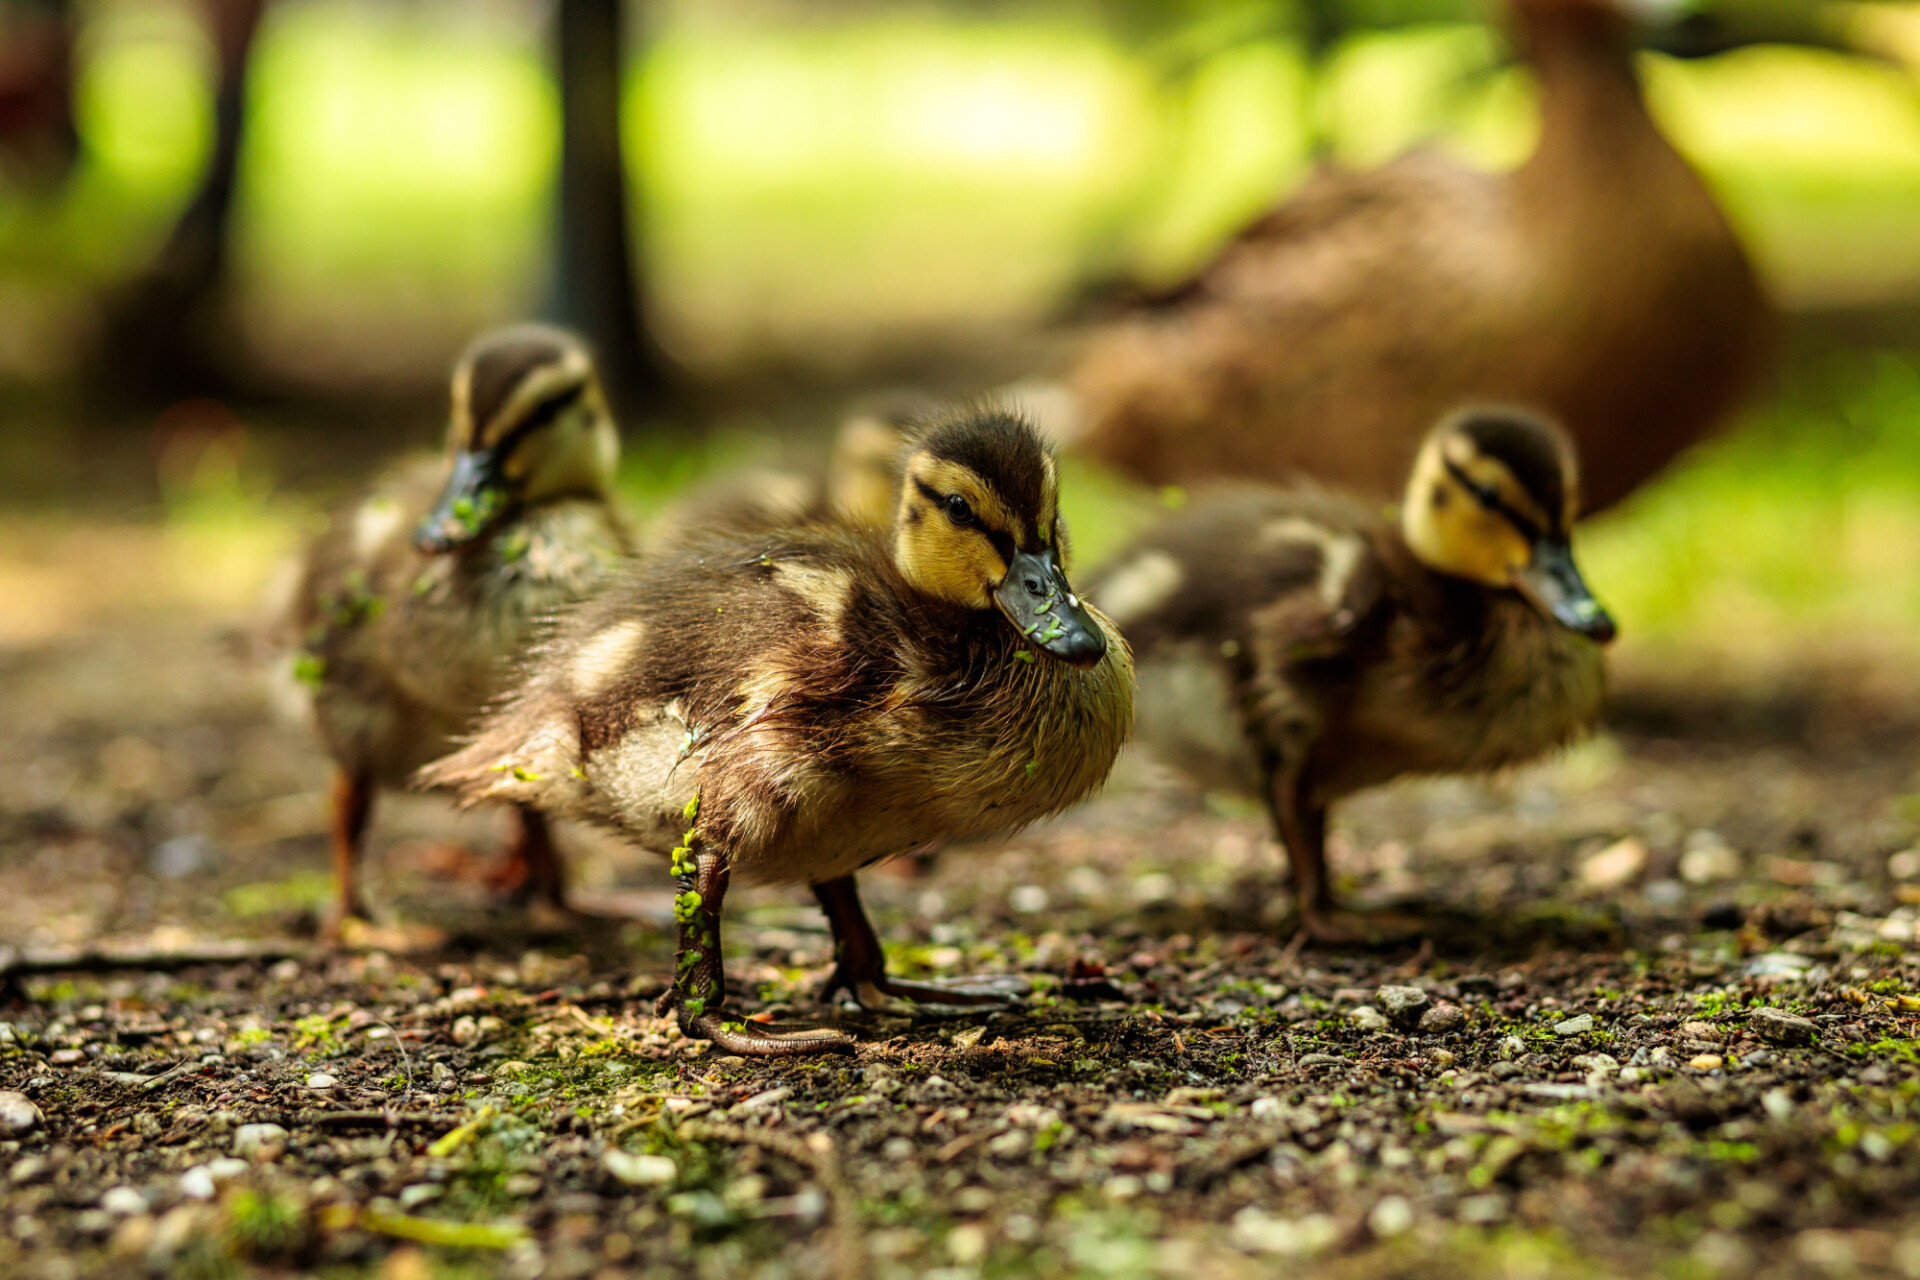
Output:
[[280, 324, 632, 940], [1088, 406, 1614, 943], [422, 409, 1132, 1054]]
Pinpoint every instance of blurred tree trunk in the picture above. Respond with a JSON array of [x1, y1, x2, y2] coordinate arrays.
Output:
[[91, 0, 263, 402], [553, 0, 675, 418], [0, 0, 79, 187]]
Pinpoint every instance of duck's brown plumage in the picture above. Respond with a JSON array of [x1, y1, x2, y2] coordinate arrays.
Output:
[[1068, 0, 1773, 513]]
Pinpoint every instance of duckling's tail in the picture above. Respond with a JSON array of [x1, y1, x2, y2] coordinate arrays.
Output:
[[415, 681, 589, 814]]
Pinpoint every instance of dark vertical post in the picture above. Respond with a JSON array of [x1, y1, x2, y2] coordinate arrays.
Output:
[[553, 0, 674, 418], [93, 0, 264, 399]]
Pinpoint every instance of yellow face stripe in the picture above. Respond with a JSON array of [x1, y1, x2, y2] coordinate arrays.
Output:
[[475, 352, 594, 450], [911, 457, 1028, 546], [1441, 433, 1554, 534]]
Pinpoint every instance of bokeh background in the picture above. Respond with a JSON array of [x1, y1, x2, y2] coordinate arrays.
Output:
[[8, 1, 1920, 675], [5, 0, 1920, 935]]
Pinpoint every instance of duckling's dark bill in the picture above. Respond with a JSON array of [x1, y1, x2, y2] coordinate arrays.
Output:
[[1515, 537, 1616, 643], [994, 547, 1106, 665], [415, 449, 507, 553]]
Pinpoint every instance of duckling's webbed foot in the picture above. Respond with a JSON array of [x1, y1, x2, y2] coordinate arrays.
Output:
[[1301, 905, 1427, 947], [813, 876, 1025, 1016], [664, 848, 855, 1057]]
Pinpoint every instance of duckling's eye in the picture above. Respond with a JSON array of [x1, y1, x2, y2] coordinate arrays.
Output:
[[944, 494, 976, 527]]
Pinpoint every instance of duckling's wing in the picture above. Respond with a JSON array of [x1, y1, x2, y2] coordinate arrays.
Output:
[[1093, 487, 1385, 660], [416, 526, 891, 845]]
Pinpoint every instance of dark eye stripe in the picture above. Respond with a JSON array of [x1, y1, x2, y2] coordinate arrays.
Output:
[[490, 382, 586, 458], [912, 477, 1017, 562], [1443, 456, 1543, 543]]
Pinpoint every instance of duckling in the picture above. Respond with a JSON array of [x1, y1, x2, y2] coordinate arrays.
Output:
[[420, 409, 1132, 1055], [280, 324, 632, 939], [641, 391, 922, 546], [1086, 406, 1614, 943], [1064, 0, 1772, 514]]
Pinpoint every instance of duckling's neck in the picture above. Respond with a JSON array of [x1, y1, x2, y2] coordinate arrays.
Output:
[[1389, 530, 1602, 708]]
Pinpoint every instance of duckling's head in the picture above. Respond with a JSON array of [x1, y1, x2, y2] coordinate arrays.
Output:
[[1402, 407, 1617, 643], [893, 410, 1108, 666], [414, 324, 619, 553]]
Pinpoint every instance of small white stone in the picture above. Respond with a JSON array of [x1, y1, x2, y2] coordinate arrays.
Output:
[[1350, 1006, 1388, 1032], [0, 1091, 43, 1137], [602, 1150, 676, 1187], [232, 1123, 288, 1158], [399, 1184, 443, 1209], [1554, 1015, 1596, 1037], [1579, 837, 1649, 890], [304, 1072, 337, 1090], [178, 1168, 217, 1201], [1008, 885, 1049, 914], [1369, 1195, 1415, 1238], [101, 1187, 147, 1216], [1679, 833, 1741, 885], [948, 1223, 989, 1264]]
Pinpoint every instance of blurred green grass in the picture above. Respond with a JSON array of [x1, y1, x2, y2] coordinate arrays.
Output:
[[13, 1, 1920, 358], [7, 0, 1920, 666]]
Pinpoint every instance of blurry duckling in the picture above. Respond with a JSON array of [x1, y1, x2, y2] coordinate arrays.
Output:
[[642, 390, 924, 545], [421, 409, 1132, 1055], [279, 323, 632, 940], [1087, 406, 1614, 943]]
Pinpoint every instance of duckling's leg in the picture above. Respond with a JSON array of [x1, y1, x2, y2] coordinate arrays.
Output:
[[487, 807, 568, 909], [1270, 774, 1423, 946], [814, 875, 1024, 1014], [658, 847, 855, 1056], [323, 768, 374, 941]]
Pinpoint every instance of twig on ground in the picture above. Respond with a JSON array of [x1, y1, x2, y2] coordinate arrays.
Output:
[[297, 1109, 466, 1131], [0, 939, 311, 980]]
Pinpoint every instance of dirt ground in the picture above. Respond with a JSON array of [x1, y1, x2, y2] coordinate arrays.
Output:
[[4, 523, 1920, 1280]]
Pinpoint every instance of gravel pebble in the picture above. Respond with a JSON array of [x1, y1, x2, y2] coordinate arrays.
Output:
[[1369, 1195, 1415, 1238], [1579, 837, 1649, 889], [1418, 1001, 1467, 1034], [100, 1187, 147, 1216], [1349, 1006, 1389, 1032], [603, 1150, 677, 1187], [0, 1090, 43, 1137], [1748, 1007, 1818, 1046], [1375, 986, 1430, 1029], [304, 1072, 337, 1089], [1554, 1015, 1596, 1036], [232, 1123, 288, 1158]]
